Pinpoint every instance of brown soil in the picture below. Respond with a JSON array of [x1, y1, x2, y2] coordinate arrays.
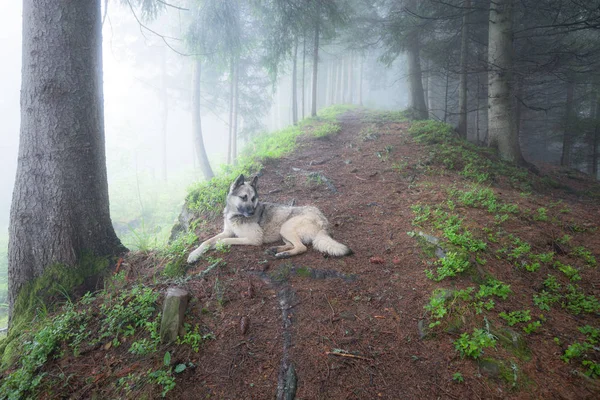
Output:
[[33, 110, 600, 399]]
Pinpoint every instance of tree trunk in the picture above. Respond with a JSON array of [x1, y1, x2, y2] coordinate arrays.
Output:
[[592, 82, 600, 178], [311, 12, 320, 117], [160, 46, 169, 182], [191, 59, 214, 179], [405, 0, 428, 120], [347, 53, 354, 104], [560, 79, 575, 167], [359, 56, 364, 106], [457, 0, 471, 138], [292, 38, 298, 125], [227, 57, 234, 164], [302, 32, 306, 120], [487, 0, 524, 164], [9, 0, 125, 323], [444, 64, 450, 122], [232, 60, 239, 164], [328, 61, 335, 106]]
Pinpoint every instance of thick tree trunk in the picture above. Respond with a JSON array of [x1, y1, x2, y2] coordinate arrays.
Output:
[[292, 38, 298, 125], [9, 0, 125, 322], [191, 59, 214, 179], [423, 58, 429, 112], [487, 0, 524, 164], [560, 79, 575, 167], [311, 14, 320, 117], [328, 61, 335, 106], [457, 0, 471, 138]]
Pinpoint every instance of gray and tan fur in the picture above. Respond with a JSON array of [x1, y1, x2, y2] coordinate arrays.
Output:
[[187, 174, 352, 263]]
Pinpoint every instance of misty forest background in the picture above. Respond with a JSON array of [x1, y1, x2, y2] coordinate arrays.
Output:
[[1, 0, 599, 329]]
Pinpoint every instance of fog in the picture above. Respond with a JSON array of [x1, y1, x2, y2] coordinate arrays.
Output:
[[0, 2, 406, 272]]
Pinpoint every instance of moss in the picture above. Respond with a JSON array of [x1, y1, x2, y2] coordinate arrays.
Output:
[[0, 253, 111, 369], [491, 326, 532, 361], [294, 266, 312, 278]]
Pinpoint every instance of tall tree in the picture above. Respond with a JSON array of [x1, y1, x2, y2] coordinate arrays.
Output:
[[8, 0, 125, 323], [191, 60, 214, 179], [311, 2, 321, 117], [487, 0, 524, 164], [457, 0, 471, 138]]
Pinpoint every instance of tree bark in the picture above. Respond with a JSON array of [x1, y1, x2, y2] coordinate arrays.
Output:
[[560, 79, 575, 167], [232, 60, 239, 164], [191, 59, 214, 179], [160, 46, 169, 182], [292, 37, 298, 125], [487, 0, 524, 164], [457, 0, 471, 138], [9, 0, 125, 322], [358, 56, 364, 106], [592, 82, 600, 178], [311, 11, 320, 117], [301, 32, 306, 120], [405, 0, 428, 120], [227, 56, 234, 164], [348, 53, 354, 104]]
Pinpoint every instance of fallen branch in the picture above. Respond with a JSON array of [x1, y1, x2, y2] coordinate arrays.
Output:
[[325, 351, 372, 361]]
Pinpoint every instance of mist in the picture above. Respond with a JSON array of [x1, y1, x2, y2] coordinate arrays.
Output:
[[0, 1, 407, 323]]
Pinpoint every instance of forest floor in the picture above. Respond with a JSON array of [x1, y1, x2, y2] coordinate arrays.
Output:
[[5, 109, 600, 399]]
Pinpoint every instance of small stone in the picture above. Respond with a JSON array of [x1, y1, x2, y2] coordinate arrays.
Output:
[[160, 287, 190, 344], [478, 358, 501, 378], [417, 320, 427, 339]]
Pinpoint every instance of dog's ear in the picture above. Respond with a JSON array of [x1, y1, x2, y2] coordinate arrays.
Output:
[[250, 176, 258, 191], [230, 174, 245, 192]]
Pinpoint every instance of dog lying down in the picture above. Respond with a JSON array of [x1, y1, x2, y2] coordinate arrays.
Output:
[[187, 174, 352, 263]]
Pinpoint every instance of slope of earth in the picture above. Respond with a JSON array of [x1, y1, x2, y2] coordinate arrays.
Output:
[[2, 108, 599, 400], [167, 110, 600, 399]]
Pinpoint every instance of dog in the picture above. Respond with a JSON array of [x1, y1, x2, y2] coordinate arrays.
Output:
[[187, 174, 352, 263]]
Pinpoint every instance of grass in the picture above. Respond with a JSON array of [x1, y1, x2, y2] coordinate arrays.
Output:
[[186, 105, 355, 216]]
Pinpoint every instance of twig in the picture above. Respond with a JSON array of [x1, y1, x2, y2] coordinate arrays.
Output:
[[354, 175, 368, 181], [325, 351, 372, 361]]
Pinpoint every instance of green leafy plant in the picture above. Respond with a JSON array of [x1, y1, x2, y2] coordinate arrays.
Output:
[[177, 324, 215, 352], [425, 252, 470, 281], [533, 207, 548, 221], [523, 320, 542, 334], [454, 328, 496, 359], [533, 291, 560, 311], [554, 261, 581, 281], [572, 246, 597, 267], [452, 372, 464, 383], [499, 310, 531, 326], [477, 278, 511, 300]]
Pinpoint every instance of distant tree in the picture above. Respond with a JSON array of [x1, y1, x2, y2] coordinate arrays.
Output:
[[8, 0, 125, 324], [487, 0, 524, 164]]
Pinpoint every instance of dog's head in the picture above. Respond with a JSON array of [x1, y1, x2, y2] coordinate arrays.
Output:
[[228, 174, 259, 217]]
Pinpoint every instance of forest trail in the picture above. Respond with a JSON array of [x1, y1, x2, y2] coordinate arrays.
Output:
[[13, 109, 600, 399], [166, 109, 600, 399]]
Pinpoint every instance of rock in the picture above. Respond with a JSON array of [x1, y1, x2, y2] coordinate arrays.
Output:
[[478, 358, 501, 378], [417, 319, 427, 339], [283, 364, 297, 400], [492, 327, 531, 361], [160, 287, 190, 344]]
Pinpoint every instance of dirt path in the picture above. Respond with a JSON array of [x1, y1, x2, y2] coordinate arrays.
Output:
[[168, 110, 600, 399]]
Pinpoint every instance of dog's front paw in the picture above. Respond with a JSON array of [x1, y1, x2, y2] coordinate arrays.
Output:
[[275, 251, 291, 259], [187, 245, 207, 264]]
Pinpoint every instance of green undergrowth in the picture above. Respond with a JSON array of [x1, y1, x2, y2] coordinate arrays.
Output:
[[0, 272, 213, 399], [185, 105, 354, 215], [405, 119, 600, 386], [408, 120, 533, 190]]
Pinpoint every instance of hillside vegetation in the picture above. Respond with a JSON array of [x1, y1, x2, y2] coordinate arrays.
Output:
[[1, 107, 599, 399]]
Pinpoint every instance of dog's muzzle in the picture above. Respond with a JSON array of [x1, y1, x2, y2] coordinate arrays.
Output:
[[240, 206, 255, 217]]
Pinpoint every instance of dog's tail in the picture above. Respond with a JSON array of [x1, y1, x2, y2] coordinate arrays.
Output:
[[312, 230, 352, 257]]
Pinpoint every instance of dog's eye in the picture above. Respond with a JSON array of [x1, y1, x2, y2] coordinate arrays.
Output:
[[251, 196, 256, 202], [240, 195, 248, 201]]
